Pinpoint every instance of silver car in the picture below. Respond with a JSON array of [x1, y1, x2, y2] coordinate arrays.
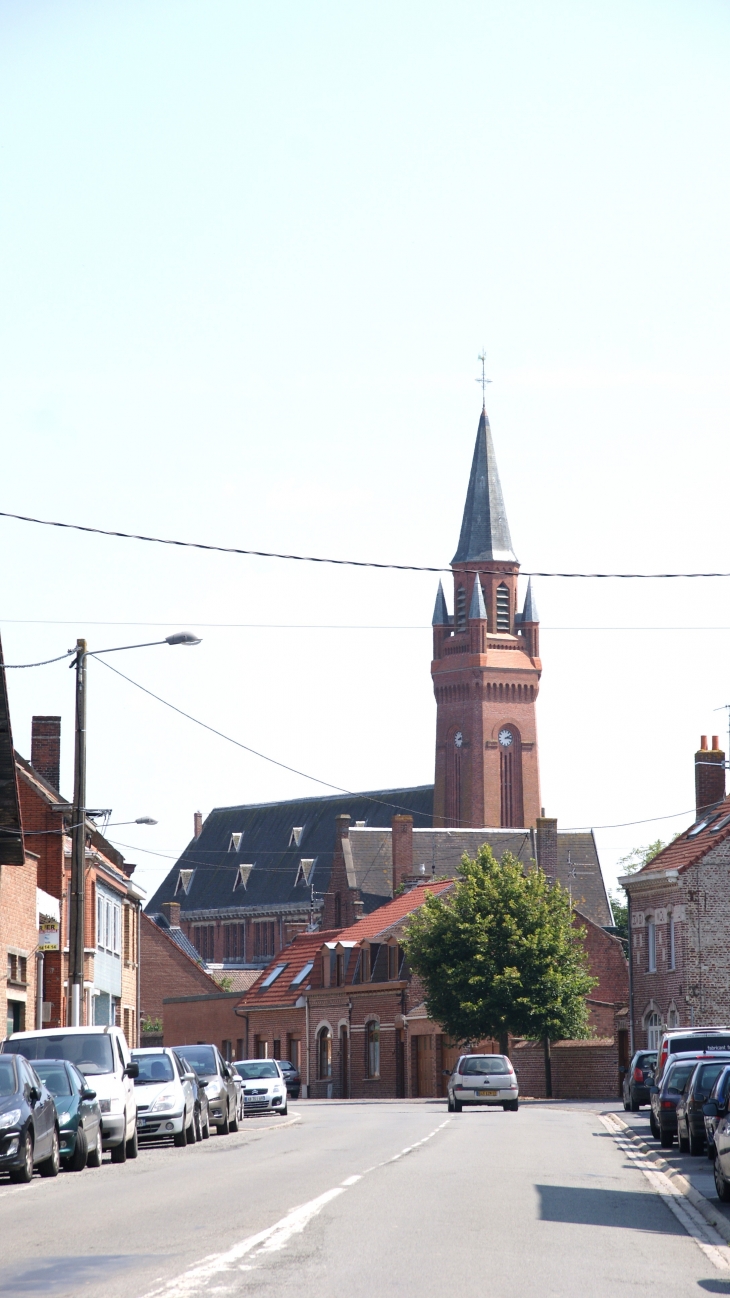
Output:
[[446, 1054, 519, 1112], [234, 1059, 289, 1116]]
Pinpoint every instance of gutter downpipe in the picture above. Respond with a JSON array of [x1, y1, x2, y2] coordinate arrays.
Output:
[[305, 993, 311, 1099], [36, 952, 44, 1030]]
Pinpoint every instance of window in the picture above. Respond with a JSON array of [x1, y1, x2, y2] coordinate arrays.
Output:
[[113, 906, 120, 955], [646, 1011, 661, 1050], [260, 963, 287, 989], [387, 945, 398, 980], [336, 954, 344, 986], [288, 1038, 301, 1071], [496, 584, 510, 633], [290, 961, 314, 988], [366, 1021, 380, 1078], [273, 1039, 281, 1060], [224, 924, 245, 961], [233, 864, 253, 892], [318, 1028, 332, 1079], [97, 895, 103, 949], [236, 1039, 244, 1060], [175, 869, 194, 896], [228, 833, 243, 853], [295, 859, 316, 886], [193, 926, 215, 961], [123, 906, 131, 963], [222, 1040, 232, 1062], [669, 914, 676, 971], [289, 826, 304, 847], [647, 918, 656, 972], [6, 954, 26, 985], [667, 1005, 680, 1029], [254, 922, 276, 960], [456, 586, 466, 631]]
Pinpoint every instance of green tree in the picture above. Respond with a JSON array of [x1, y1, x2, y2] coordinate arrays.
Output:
[[404, 846, 596, 1096], [610, 840, 669, 942]]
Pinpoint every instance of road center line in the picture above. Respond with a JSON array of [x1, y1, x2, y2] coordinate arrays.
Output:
[[141, 1119, 451, 1298], [599, 1113, 730, 1272]]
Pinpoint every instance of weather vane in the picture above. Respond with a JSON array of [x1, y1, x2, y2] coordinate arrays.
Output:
[[476, 349, 492, 408]]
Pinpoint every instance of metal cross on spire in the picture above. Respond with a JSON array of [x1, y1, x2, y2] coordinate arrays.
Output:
[[476, 349, 492, 408]]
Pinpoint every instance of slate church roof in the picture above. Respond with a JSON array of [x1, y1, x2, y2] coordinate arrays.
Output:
[[452, 408, 517, 564], [145, 786, 435, 919]]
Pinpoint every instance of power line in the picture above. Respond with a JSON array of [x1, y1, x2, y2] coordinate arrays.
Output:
[[2, 507, 730, 578], [0, 650, 73, 669]]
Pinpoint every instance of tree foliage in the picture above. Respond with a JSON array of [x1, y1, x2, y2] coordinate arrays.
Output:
[[403, 846, 596, 1047]]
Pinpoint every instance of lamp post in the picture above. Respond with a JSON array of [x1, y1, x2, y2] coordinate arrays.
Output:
[[67, 632, 201, 1026]]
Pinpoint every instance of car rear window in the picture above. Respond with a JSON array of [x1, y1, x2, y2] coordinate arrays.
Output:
[[696, 1063, 726, 1094], [0, 1056, 17, 1096], [2, 1033, 114, 1076], [460, 1056, 511, 1075], [180, 1046, 217, 1076], [132, 1053, 175, 1084], [34, 1061, 73, 1096], [665, 1063, 697, 1092]]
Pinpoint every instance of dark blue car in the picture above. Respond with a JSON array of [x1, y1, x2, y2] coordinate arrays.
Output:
[[0, 1053, 59, 1183]]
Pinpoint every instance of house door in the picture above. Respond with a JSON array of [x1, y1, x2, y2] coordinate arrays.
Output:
[[395, 1030, 405, 1098], [340, 1027, 348, 1098], [416, 1036, 433, 1097]]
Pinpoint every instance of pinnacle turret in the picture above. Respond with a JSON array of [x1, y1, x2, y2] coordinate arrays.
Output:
[[432, 580, 449, 627], [468, 577, 487, 621], [452, 409, 517, 565], [521, 578, 539, 624]]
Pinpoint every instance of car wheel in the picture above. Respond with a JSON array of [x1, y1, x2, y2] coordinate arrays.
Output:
[[453, 1099, 463, 1113], [279, 1101, 288, 1117], [678, 1130, 690, 1153], [217, 1109, 230, 1136], [630, 1098, 640, 1112], [39, 1128, 60, 1178], [229, 1101, 239, 1134], [86, 1130, 102, 1168], [649, 1112, 660, 1140], [660, 1129, 674, 1149], [623, 1096, 630, 1111], [111, 1134, 128, 1164], [689, 1128, 704, 1157], [10, 1131, 34, 1184], [173, 1113, 188, 1148], [707, 1140, 716, 1162], [67, 1127, 88, 1173], [447, 1093, 455, 1113], [201, 1112, 210, 1140], [186, 1111, 197, 1144], [715, 1157, 730, 1202], [193, 1108, 202, 1142], [126, 1125, 138, 1160]]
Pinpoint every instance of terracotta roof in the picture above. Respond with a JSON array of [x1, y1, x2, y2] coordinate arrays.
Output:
[[208, 969, 260, 993], [336, 879, 454, 943], [633, 796, 730, 878], [238, 930, 340, 1008]]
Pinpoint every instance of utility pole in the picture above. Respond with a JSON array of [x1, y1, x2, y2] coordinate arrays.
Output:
[[68, 638, 87, 1026]]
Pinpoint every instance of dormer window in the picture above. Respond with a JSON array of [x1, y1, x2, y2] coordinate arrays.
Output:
[[228, 832, 243, 852], [175, 868, 194, 896], [296, 858, 316, 886], [233, 864, 253, 891], [456, 586, 466, 631], [496, 584, 510, 633], [289, 826, 304, 847]]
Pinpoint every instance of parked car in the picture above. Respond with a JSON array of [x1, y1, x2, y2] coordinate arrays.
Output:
[[702, 1066, 730, 1161], [650, 1053, 713, 1147], [233, 1059, 289, 1115], [1, 1026, 139, 1163], [655, 1028, 730, 1083], [173, 1051, 211, 1140], [446, 1054, 519, 1112], [131, 1048, 199, 1147], [708, 1082, 730, 1201], [675, 1056, 730, 1155], [622, 1050, 657, 1111], [33, 1058, 102, 1172], [0, 1052, 60, 1183], [276, 1060, 301, 1100], [176, 1044, 239, 1134]]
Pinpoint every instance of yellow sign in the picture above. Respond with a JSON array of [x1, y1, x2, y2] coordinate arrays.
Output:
[[38, 920, 59, 952]]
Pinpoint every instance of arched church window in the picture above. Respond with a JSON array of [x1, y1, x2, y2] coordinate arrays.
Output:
[[496, 584, 510, 633], [456, 587, 466, 630]]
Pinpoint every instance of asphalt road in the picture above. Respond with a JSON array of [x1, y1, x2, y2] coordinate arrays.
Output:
[[0, 1100, 728, 1297]]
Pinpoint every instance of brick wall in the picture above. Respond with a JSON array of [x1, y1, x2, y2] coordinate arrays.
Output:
[[512, 1039, 619, 1098], [162, 990, 249, 1059], [140, 913, 220, 1029], [0, 856, 39, 1036]]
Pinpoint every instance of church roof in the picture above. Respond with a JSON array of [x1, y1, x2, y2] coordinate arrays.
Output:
[[452, 408, 517, 565], [145, 786, 435, 919], [520, 577, 539, 624], [432, 580, 449, 626], [468, 576, 487, 620]]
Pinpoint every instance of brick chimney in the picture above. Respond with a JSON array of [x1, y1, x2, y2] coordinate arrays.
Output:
[[392, 815, 414, 892], [31, 716, 61, 790], [193, 810, 203, 839], [695, 735, 725, 817], [161, 901, 181, 928], [535, 816, 558, 881]]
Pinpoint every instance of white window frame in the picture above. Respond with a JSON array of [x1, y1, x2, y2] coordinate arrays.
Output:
[[647, 918, 656, 973], [669, 913, 676, 971], [646, 1011, 661, 1050]]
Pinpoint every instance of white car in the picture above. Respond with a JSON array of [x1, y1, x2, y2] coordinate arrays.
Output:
[[446, 1054, 519, 1112], [131, 1048, 198, 1147], [233, 1059, 289, 1116]]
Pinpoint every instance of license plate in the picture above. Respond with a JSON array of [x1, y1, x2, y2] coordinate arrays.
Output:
[[477, 1089, 498, 1096]]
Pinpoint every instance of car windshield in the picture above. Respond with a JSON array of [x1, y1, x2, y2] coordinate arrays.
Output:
[[235, 1061, 279, 1079], [180, 1046, 217, 1077], [34, 1062, 72, 1096], [132, 1053, 175, 1084], [0, 1056, 17, 1096], [666, 1063, 697, 1092], [3, 1033, 114, 1076], [461, 1056, 511, 1075]]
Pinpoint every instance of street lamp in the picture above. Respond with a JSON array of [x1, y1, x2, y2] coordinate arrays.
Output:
[[68, 633, 202, 1026]]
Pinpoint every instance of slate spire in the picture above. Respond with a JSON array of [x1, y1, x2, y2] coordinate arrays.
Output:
[[468, 576, 487, 621], [452, 408, 517, 564], [521, 577, 539, 623], [431, 580, 449, 627]]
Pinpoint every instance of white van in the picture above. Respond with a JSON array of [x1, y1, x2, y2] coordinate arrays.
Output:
[[1, 1026, 139, 1162]]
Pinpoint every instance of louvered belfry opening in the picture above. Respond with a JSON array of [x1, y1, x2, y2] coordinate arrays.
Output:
[[495, 583, 510, 633], [500, 732, 524, 827]]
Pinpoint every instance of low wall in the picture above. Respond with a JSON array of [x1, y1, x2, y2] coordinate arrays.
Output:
[[512, 1038, 619, 1099]]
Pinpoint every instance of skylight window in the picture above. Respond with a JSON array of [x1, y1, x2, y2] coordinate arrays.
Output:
[[296, 859, 316, 886], [228, 832, 243, 852], [233, 864, 254, 891], [290, 961, 314, 987], [175, 868, 194, 895], [260, 963, 287, 989], [289, 826, 304, 847], [688, 815, 721, 838], [709, 814, 730, 834]]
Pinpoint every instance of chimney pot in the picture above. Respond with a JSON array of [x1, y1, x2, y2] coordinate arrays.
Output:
[[695, 736, 725, 816], [535, 817, 558, 882], [31, 716, 61, 790], [193, 810, 203, 839], [713, 736, 720, 751], [701, 736, 708, 750], [391, 815, 414, 892]]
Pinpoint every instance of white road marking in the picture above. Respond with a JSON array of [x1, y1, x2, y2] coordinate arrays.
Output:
[[141, 1118, 451, 1297], [600, 1113, 730, 1272]]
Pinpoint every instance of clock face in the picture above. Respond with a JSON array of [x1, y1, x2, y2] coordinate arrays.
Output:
[[498, 728, 513, 748], [454, 731, 463, 748]]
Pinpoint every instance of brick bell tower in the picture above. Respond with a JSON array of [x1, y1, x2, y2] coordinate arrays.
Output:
[[432, 404, 542, 829]]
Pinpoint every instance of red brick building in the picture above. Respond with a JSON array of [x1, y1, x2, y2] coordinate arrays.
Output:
[[0, 643, 38, 1039]]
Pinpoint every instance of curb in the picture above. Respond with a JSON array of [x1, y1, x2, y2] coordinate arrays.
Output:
[[605, 1112, 730, 1245]]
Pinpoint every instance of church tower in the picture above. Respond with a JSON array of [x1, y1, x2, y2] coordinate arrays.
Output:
[[432, 405, 542, 829]]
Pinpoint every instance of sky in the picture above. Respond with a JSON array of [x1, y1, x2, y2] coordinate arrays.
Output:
[[1, 0, 730, 907]]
